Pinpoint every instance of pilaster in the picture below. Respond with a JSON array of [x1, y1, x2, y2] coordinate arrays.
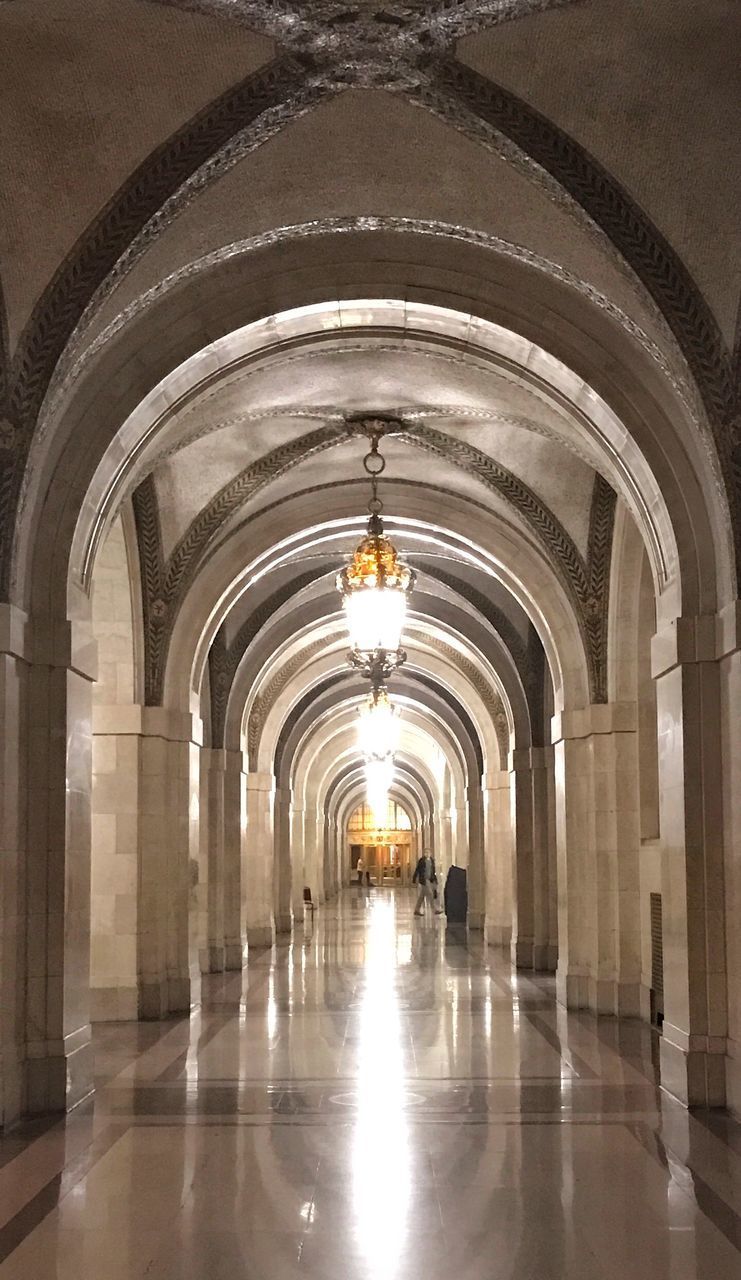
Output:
[[243, 772, 275, 949], [551, 702, 641, 1018]]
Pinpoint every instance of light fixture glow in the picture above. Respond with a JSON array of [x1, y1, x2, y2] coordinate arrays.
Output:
[[336, 417, 415, 687], [365, 757, 394, 826], [358, 687, 401, 760]]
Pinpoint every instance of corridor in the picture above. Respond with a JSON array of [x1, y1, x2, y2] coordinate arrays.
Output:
[[1, 892, 740, 1280]]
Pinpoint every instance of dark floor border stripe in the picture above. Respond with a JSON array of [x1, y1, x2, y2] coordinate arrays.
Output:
[[519, 1011, 598, 1080], [628, 1122, 741, 1255], [0, 1125, 127, 1263]]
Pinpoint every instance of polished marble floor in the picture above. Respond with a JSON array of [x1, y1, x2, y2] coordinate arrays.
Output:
[[2, 890, 741, 1278]]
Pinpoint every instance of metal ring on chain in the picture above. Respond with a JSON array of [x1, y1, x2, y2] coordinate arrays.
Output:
[[363, 450, 386, 476]]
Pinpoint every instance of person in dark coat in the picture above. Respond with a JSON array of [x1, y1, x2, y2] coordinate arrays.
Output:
[[412, 849, 443, 916]]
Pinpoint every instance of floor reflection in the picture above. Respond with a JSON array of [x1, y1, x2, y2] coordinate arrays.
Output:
[[0, 889, 740, 1279]]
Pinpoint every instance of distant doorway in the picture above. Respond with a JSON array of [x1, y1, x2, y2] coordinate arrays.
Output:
[[348, 801, 414, 885]]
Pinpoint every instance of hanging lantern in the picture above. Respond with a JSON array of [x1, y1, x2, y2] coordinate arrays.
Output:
[[336, 422, 415, 683], [357, 686, 401, 761], [365, 757, 394, 828]]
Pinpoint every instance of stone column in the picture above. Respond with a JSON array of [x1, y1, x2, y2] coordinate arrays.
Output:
[[197, 748, 215, 974], [303, 807, 324, 904], [0, 605, 28, 1128], [483, 770, 513, 949], [509, 750, 535, 969], [290, 802, 305, 923], [243, 772, 275, 949], [466, 784, 486, 929], [551, 704, 642, 1017], [273, 786, 293, 933], [532, 747, 556, 971], [720, 602, 741, 1117], [323, 813, 337, 900], [25, 617, 97, 1114], [509, 748, 555, 971], [652, 617, 726, 1107], [137, 708, 200, 1018], [91, 708, 140, 1020], [439, 809, 454, 866], [221, 750, 245, 968]]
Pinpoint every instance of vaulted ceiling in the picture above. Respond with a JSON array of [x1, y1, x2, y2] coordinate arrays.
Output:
[[1, 0, 739, 753]]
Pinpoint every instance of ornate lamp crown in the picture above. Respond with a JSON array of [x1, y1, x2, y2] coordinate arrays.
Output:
[[336, 418, 415, 687]]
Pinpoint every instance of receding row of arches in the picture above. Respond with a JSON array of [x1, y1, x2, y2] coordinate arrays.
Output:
[[1, 244, 739, 1131]]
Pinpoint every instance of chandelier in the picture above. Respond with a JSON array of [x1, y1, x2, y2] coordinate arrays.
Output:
[[336, 420, 415, 689], [338, 419, 413, 822]]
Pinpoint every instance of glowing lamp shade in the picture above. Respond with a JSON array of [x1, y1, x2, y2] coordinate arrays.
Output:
[[358, 689, 401, 760], [337, 527, 414, 655], [345, 587, 407, 653], [365, 757, 394, 826]]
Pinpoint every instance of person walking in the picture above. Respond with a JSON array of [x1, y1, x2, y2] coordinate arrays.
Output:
[[412, 849, 443, 916]]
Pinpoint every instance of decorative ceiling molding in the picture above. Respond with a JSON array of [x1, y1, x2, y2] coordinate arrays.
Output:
[[424, 634, 510, 764], [425, 56, 740, 572], [414, 557, 546, 742], [133, 422, 343, 702], [131, 474, 166, 706], [8, 56, 313, 433], [399, 423, 586, 584], [1, 0, 737, 597], [52, 220, 696, 430], [151, 0, 581, 88], [0, 56, 332, 597], [208, 566, 335, 747], [246, 635, 329, 769], [132, 410, 611, 705], [149, 397, 600, 475], [584, 473, 617, 704], [399, 421, 614, 698]]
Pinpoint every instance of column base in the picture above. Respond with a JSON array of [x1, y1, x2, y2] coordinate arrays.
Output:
[[557, 969, 643, 1017], [90, 986, 139, 1021], [203, 944, 225, 974], [1, 1048, 24, 1131], [485, 923, 512, 948], [556, 966, 589, 1009], [247, 925, 274, 950], [167, 973, 191, 1015], [726, 1041, 741, 1121], [138, 974, 190, 1018], [660, 1024, 726, 1108], [25, 1027, 93, 1115], [468, 910, 485, 930], [274, 913, 293, 934], [587, 977, 643, 1018], [511, 938, 535, 969], [532, 942, 557, 972], [224, 941, 244, 970], [139, 977, 169, 1019]]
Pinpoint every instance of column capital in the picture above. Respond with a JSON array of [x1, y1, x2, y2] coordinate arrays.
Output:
[[482, 769, 510, 790], [244, 770, 274, 793], [509, 746, 549, 772], [91, 704, 203, 743], [651, 604, 741, 678], [0, 603, 30, 660], [551, 702, 637, 743], [32, 616, 98, 680], [207, 747, 245, 774]]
